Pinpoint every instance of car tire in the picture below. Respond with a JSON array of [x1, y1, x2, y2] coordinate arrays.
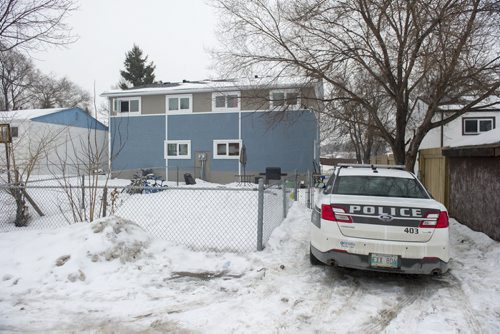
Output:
[[310, 247, 324, 266]]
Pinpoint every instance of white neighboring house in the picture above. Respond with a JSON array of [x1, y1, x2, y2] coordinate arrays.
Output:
[[417, 96, 500, 149], [0, 107, 108, 176]]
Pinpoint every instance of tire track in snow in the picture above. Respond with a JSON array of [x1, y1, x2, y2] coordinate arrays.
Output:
[[352, 270, 482, 334], [436, 271, 483, 333], [306, 268, 365, 330], [354, 276, 429, 333], [333, 271, 452, 333]]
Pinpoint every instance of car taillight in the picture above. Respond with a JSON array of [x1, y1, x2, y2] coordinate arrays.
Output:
[[436, 211, 449, 228], [321, 204, 352, 223], [321, 204, 335, 221], [419, 211, 449, 228]]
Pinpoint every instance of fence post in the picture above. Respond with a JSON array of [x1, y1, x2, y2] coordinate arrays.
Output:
[[81, 175, 85, 211], [282, 179, 287, 219], [102, 186, 108, 217], [294, 170, 298, 202], [176, 166, 179, 187], [257, 178, 264, 251]]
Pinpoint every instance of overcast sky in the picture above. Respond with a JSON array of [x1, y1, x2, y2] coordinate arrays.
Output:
[[33, 0, 218, 106]]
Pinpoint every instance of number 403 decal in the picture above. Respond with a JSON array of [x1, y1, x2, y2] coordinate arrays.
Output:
[[404, 227, 419, 234]]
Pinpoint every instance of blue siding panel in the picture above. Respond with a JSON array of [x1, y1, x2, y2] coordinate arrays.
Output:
[[110, 116, 165, 171], [110, 111, 318, 176], [168, 113, 239, 172], [32, 107, 108, 131], [241, 111, 317, 173]]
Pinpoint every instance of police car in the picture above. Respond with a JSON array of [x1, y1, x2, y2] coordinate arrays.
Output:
[[310, 164, 449, 275]]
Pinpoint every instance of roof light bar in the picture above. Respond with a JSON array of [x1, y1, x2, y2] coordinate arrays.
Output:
[[336, 163, 406, 170]]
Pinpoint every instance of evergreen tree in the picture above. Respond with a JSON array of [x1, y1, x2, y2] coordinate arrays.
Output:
[[119, 44, 156, 89]]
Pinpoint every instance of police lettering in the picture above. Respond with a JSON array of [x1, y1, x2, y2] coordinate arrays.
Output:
[[349, 205, 422, 218]]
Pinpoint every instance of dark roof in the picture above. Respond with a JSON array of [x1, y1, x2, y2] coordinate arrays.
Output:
[[443, 143, 500, 157], [126, 82, 181, 90]]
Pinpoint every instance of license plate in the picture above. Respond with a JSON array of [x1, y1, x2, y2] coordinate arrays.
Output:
[[370, 253, 399, 268]]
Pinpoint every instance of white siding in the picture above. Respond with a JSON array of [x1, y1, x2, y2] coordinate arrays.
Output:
[[0, 120, 108, 176], [420, 111, 499, 149]]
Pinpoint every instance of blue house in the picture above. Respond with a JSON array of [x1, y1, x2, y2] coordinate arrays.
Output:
[[102, 79, 321, 183]]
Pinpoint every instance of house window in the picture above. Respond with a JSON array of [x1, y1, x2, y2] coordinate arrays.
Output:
[[10, 126, 18, 138], [165, 140, 191, 159], [463, 117, 495, 135], [212, 92, 240, 111], [270, 90, 300, 110], [113, 97, 140, 114], [213, 140, 241, 159], [167, 95, 192, 113]]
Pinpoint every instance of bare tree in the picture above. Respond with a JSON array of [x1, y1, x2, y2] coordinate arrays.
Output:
[[0, 105, 108, 226], [0, 0, 76, 52], [323, 103, 386, 164], [49, 95, 125, 224], [30, 74, 92, 111], [0, 49, 36, 110], [0, 51, 91, 112], [213, 0, 500, 170], [0, 114, 62, 226], [50, 122, 109, 223], [322, 70, 390, 163]]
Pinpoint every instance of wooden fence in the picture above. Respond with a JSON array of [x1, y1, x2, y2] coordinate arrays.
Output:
[[370, 154, 395, 165], [418, 148, 448, 207], [371, 150, 448, 206], [443, 146, 500, 241]]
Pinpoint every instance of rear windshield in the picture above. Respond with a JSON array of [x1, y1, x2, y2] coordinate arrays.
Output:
[[332, 175, 429, 199]]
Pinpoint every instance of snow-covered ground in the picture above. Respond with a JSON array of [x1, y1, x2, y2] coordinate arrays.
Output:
[[1, 202, 499, 333]]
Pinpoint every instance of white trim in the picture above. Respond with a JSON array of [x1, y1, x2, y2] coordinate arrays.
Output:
[[212, 91, 241, 112], [213, 139, 242, 159], [112, 96, 141, 116], [108, 97, 112, 172], [109, 108, 312, 118], [165, 109, 169, 181], [269, 89, 301, 110], [110, 113, 162, 118], [166, 94, 193, 114], [165, 140, 191, 159], [313, 139, 317, 161], [238, 110, 242, 175]]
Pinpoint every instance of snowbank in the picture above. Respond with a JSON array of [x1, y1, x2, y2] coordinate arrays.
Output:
[[1, 206, 499, 333]]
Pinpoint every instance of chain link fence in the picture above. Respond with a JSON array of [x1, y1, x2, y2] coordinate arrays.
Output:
[[0, 178, 302, 252]]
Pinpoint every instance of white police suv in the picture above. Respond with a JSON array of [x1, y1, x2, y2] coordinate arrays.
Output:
[[310, 164, 449, 275]]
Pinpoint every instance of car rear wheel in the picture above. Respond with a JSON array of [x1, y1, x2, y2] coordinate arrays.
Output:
[[310, 246, 323, 266]]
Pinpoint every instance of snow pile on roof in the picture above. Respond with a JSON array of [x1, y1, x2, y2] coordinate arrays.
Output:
[[448, 126, 500, 148], [0, 108, 69, 121]]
